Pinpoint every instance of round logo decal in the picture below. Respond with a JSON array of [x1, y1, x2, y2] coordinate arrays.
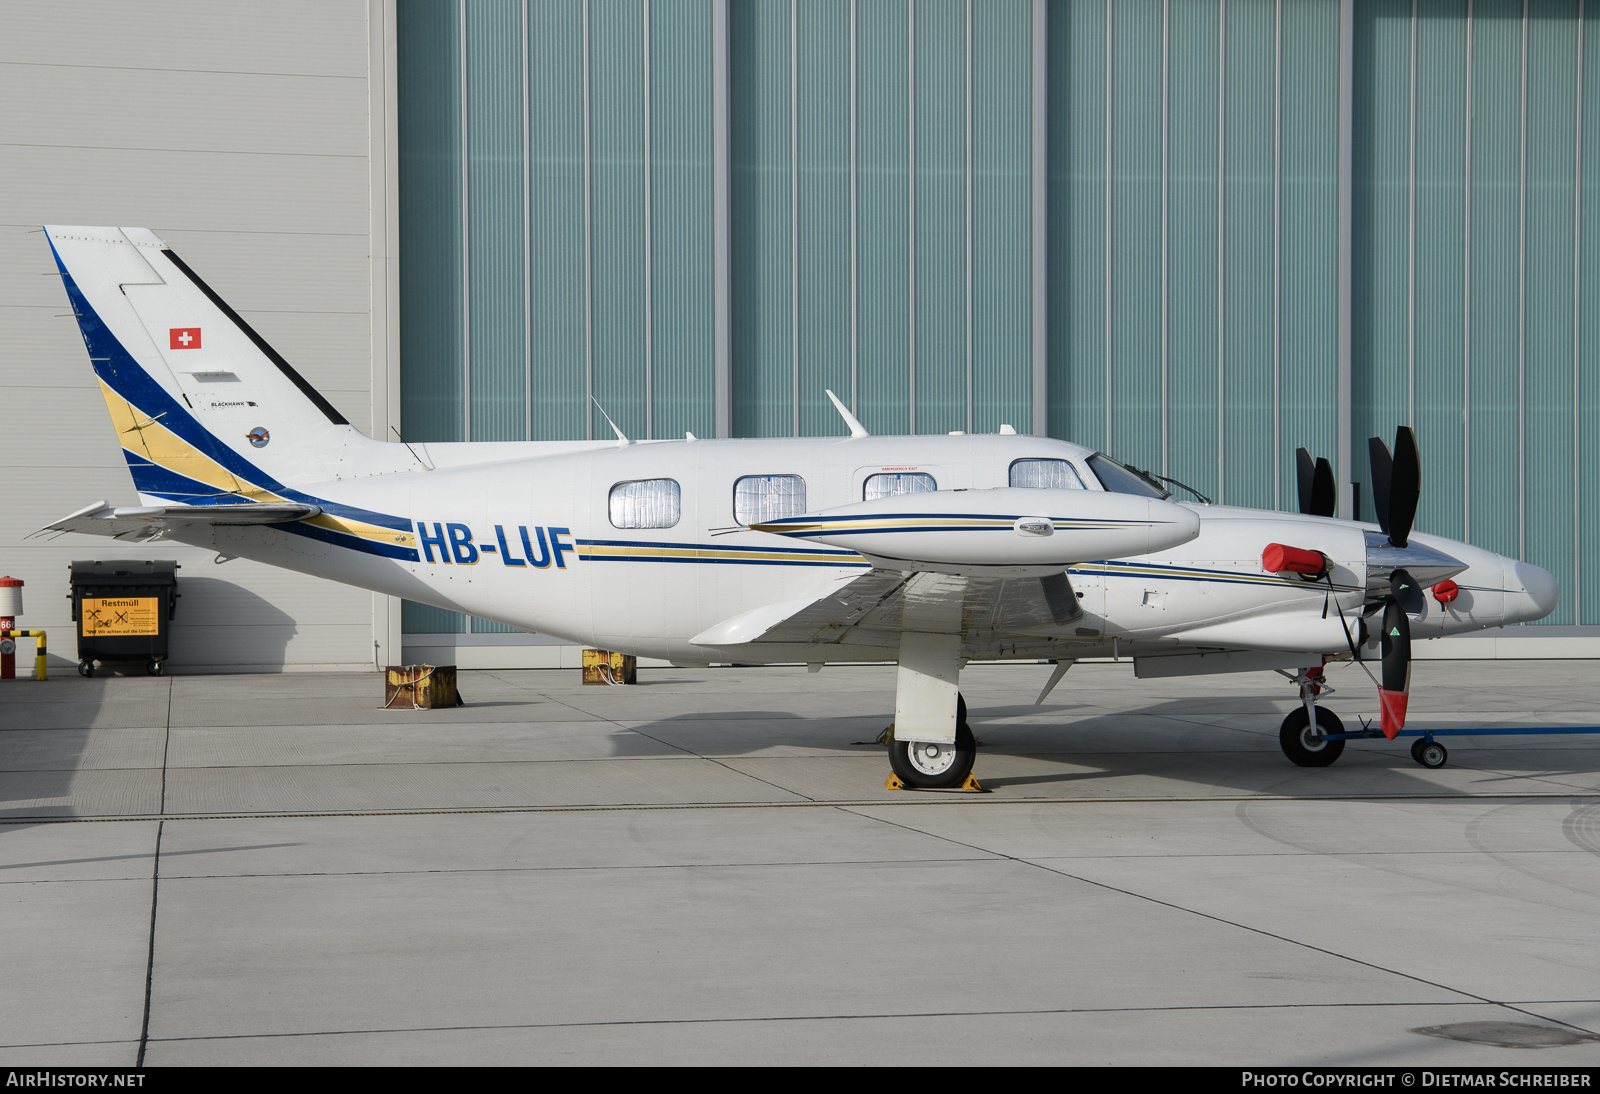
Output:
[[247, 427, 270, 448]]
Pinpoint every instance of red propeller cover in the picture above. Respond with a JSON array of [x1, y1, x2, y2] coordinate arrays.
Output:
[[1432, 579, 1460, 604], [1262, 543, 1327, 577], [1379, 689, 1409, 739]]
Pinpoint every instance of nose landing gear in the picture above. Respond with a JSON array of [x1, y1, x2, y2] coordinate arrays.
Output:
[[1278, 665, 1347, 767]]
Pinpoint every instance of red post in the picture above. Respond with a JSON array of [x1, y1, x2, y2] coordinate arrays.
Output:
[[0, 576, 22, 681]]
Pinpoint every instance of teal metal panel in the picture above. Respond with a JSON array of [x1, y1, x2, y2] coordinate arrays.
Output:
[[1278, 0, 1340, 503], [527, 0, 589, 442], [1166, 0, 1219, 496], [1524, 0, 1578, 622], [650, 0, 717, 440], [1580, 1, 1600, 624], [1413, 1, 1468, 542], [856, 0, 912, 435], [971, 0, 1033, 436], [398, 0, 464, 447], [730, 0, 793, 437], [1108, 0, 1162, 470], [590, 0, 647, 440], [398, 0, 466, 636], [796, 0, 852, 436], [467, 0, 526, 444], [914, 0, 965, 435], [1351, 0, 1412, 521], [1222, 0, 1277, 510], [1046, 0, 1106, 450], [1467, 0, 1521, 559]]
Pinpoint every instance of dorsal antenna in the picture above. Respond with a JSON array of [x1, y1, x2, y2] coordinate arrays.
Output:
[[590, 396, 632, 445], [824, 389, 868, 438]]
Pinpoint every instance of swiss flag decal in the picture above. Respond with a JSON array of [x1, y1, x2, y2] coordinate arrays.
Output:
[[169, 328, 201, 350]]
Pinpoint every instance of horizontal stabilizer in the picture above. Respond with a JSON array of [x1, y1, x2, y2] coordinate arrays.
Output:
[[32, 500, 321, 542]]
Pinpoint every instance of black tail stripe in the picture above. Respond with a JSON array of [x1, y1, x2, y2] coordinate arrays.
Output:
[[161, 248, 350, 426]]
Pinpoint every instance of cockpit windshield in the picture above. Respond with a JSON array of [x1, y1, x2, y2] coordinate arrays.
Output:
[[1087, 453, 1170, 499]]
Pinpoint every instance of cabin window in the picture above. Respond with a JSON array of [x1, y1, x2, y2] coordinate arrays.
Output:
[[863, 472, 937, 500], [1009, 459, 1085, 490], [734, 475, 807, 525], [609, 478, 682, 529]]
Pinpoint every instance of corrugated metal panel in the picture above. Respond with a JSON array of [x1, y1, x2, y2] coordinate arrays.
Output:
[[1524, 1, 1578, 623], [796, 0, 853, 436], [971, 0, 1033, 436], [650, 0, 717, 441], [1467, 0, 1522, 560], [467, 0, 527, 444], [1277, 0, 1340, 493], [527, 0, 588, 442], [914, 0, 966, 435], [1109, 0, 1162, 470], [730, 0, 794, 437], [1167, 0, 1220, 496], [1351, 0, 1412, 520], [856, 0, 913, 435], [590, 0, 648, 440], [398, 0, 464, 447], [1580, 1, 1600, 624], [1046, 0, 1107, 450], [1413, 1, 1468, 542], [1222, 0, 1277, 509]]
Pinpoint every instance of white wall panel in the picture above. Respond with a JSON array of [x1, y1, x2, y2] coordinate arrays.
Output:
[[0, 1, 378, 673]]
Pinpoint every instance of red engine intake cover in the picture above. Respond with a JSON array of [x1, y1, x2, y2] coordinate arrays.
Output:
[[1432, 579, 1460, 604], [1262, 543, 1327, 577]]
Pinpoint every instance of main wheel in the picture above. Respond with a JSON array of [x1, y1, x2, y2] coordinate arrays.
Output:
[[1414, 739, 1448, 769], [1279, 706, 1346, 767], [78, 660, 94, 678], [890, 722, 977, 789]]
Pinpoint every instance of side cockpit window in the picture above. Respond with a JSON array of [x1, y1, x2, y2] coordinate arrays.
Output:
[[734, 475, 807, 525], [863, 472, 937, 500], [609, 478, 681, 529], [1008, 459, 1085, 490]]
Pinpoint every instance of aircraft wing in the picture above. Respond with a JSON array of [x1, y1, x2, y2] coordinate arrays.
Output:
[[692, 568, 1083, 652], [32, 500, 322, 542]]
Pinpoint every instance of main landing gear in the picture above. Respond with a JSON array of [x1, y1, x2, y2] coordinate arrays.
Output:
[[888, 694, 978, 790]]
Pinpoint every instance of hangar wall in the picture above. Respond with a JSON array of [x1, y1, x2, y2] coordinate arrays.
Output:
[[0, 1, 385, 671], [396, 0, 1600, 653]]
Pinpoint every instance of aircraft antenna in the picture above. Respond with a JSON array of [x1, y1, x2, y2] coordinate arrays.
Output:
[[390, 426, 432, 470], [824, 389, 868, 438], [590, 397, 632, 445]]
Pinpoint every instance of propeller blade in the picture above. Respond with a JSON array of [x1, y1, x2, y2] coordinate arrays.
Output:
[[1390, 568, 1425, 616], [1368, 436, 1393, 538], [1296, 448, 1316, 515], [1379, 600, 1412, 739], [1387, 426, 1420, 548], [1312, 457, 1337, 518]]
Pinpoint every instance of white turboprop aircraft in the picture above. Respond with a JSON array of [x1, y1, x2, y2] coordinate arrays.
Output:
[[35, 225, 1560, 788]]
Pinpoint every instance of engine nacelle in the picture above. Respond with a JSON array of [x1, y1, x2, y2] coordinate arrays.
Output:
[[750, 487, 1201, 576]]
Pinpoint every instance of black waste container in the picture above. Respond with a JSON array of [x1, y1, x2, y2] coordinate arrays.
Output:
[[70, 560, 179, 677]]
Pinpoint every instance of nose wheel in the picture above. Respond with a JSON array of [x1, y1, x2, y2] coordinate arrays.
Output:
[[1279, 706, 1346, 767]]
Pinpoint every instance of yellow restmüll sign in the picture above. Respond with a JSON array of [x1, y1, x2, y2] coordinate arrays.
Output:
[[81, 597, 161, 636]]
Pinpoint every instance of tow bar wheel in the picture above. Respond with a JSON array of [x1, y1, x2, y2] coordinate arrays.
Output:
[[890, 723, 977, 789], [1411, 738, 1448, 769], [1279, 706, 1346, 767]]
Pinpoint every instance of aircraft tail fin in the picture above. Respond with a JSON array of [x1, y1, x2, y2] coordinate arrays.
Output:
[[44, 225, 374, 507]]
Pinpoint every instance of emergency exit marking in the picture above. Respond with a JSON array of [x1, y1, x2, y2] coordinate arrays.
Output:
[[81, 597, 160, 636], [169, 327, 201, 349]]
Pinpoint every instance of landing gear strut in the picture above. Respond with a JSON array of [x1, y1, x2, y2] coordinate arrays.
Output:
[[1278, 665, 1346, 767]]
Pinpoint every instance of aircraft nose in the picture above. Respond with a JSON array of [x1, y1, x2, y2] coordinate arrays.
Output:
[[1505, 558, 1560, 622]]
